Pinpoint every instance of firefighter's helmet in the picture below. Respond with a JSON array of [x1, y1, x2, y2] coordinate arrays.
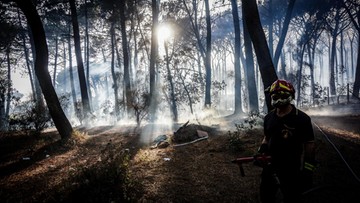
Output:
[[269, 79, 295, 107]]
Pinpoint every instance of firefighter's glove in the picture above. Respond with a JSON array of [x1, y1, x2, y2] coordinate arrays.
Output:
[[257, 143, 269, 155], [253, 144, 270, 167], [304, 161, 316, 173], [302, 161, 316, 191]]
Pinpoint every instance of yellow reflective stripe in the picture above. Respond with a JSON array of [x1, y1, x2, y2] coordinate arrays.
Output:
[[304, 162, 315, 171], [279, 83, 291, 91]]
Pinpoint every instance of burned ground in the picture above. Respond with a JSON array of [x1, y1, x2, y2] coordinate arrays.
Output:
[[0, 115, 360, 203]]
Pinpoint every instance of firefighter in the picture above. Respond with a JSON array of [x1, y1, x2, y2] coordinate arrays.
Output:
[[257, 79, 316, 203]]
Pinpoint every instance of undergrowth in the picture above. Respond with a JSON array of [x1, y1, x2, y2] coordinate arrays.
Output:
[[46, 147, 142, 203], [227, 112, 264, 153]]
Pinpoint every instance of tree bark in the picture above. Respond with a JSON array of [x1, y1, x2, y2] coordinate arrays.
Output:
[[242, 0, 278, 112], [243, 14, 259, 113], [14, 0, 73, 139], [149, 0, 159, 122], [204, 0, 212, 107], [68, 26, 77, 116], [110, 20, 120, 120], [273, 0, 296, 69], [53, 35, 58, 87], [119, 0, 132, 116], [69, 0, 91, 118], [230, 0, 244, 115], [165, 42, 178, 122]]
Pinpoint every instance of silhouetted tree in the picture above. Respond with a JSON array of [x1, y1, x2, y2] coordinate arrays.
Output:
[[14, 0, 73, 139], [242, 0, 278, 112], [230, 0, 244, 114], [69, 0, 91, 120]]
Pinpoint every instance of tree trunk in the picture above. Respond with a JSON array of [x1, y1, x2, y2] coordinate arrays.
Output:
[[53, 35, 58, 87], [5, 47, 11, 120], [119, 0, 132, 116], [242, 0, 278, 112], [68, 27, 77, 116], [110, 20, 120, 120], [329, 32, 338, 95], [204, 0, 212, 108], [307, 44, 316, 106], [69, 0, 91, 118], [230, 0, 244, 115], [28, 25, 46, 109], [273, 0, 296, 68], [165, 42, 178, 122], [15, 0, 73, 139], [243, 15, 259, 113], [353, 33, 360, 98], [84, 0, 92, 111], [149, 0, 159, 122], [296, 45, 306, 106], [268, 0, 274, 57]]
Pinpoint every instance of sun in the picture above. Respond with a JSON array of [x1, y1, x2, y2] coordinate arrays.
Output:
[[157, 24, 173, 44]]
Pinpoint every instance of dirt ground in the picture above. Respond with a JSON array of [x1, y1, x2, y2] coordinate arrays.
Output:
[[0, 114, 360, 203]]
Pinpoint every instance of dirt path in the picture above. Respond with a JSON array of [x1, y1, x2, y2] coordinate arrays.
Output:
[[308, 116, 360, 202]]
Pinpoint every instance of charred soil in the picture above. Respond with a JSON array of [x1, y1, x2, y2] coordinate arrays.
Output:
[[0, 115, 360, 203]]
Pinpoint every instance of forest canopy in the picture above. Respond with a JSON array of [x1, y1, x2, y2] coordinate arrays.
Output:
[[0, 0, 359, 136]]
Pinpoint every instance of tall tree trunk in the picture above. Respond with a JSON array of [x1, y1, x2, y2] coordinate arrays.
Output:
[[279, 52, 287, 80], [243, 15, 259, 113], [149, 0, 159, 122], [242, 0, 278, 112], [17, 9, 36, 100], [53, 35, 58, 87], [28, 25, 45, 109], [119, 0, 132, 116], [165, 42, 178, 122], [110, 20, 120, 120], [273, 0, 296, 69], [84, 0, 92, 109], [69, 0, 91, 119], [68, 28, 77, 116], [329, 32, 338, 95], [204, 0, 212, 108], [296, 45, 306, 106], [268, 0, 274, 57], [307, 44, 316, 106], [230, 0, 244, 115], [15, 0, 73, 139], [5, 48, 11, 120], [182, 0, 205, 88]]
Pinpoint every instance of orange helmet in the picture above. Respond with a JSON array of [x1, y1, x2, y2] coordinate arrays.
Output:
[[269, 79, 295, 97]]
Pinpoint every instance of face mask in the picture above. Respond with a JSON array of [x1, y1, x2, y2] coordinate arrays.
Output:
[[271, 93, 292, 107]]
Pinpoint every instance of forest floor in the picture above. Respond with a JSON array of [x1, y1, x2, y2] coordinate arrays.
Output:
[[1, 109, 360, 203]]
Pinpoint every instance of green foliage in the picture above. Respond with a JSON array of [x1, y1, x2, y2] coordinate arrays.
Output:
[[127, 88, 150, 127], [313, 83, 327, 105], [9, 100, 52, 134], [228, 112, 264, 152]]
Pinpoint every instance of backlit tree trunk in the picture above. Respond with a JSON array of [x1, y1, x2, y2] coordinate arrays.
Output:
[[243, 14, 259, 113], [149, 0, 159, 122], [119, 0, 132, 116], [204, 0, 212, 108], [230, 0, 244, 114], [242, 0, 278, 112], [15, 0, 73, 139], [69, 0, 91, 119]]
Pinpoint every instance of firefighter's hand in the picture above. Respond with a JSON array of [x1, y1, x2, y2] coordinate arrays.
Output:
[[301, 161, 316, 191], [257, 143, 269, 154]]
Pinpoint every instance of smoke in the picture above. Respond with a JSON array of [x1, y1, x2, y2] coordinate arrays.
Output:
[[303, 104, 360, 116]]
